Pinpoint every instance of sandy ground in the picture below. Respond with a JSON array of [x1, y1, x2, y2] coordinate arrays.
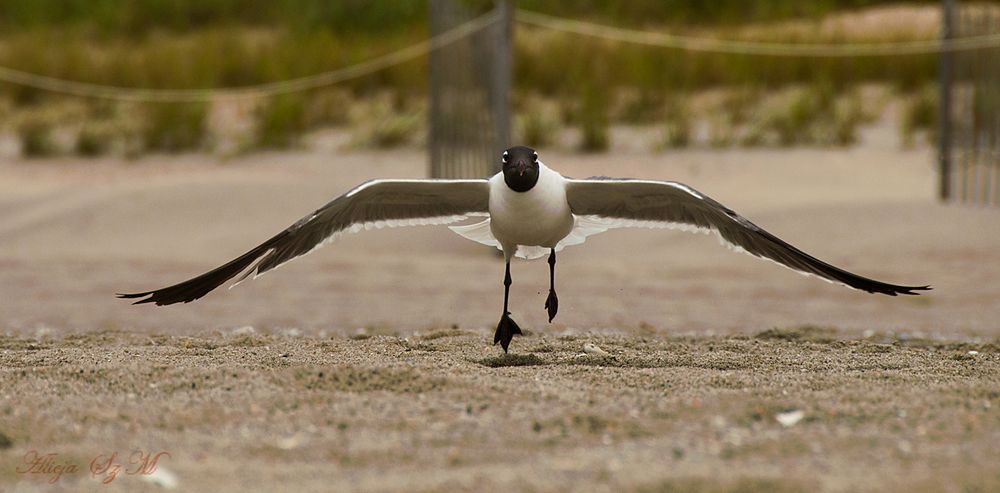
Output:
[[1, 141, 999, 491]]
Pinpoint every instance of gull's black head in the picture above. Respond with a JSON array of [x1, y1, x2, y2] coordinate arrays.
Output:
[[501, 146, 540, 193]]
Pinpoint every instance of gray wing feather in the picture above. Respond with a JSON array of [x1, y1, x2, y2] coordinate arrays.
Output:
[[565, 178, 929, 296], [118, 179, 490, 305]]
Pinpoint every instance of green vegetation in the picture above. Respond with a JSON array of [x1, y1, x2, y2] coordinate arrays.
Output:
[[658, 93, 692, 149], [0, 1, 944, 157], [577, 83, 610, 152], [513, 16, 937, 100], [348, 96, 423, 148], [901, 83, 938, 147], [75, 123, 112, 156], [256, 95, 307, 149], [0, 0, 427, 36], [649, 84, 876, 150], [142, 102, 208, 152], [515, 95, 560, 147], [0, 0, 933, 34], [363, 112, 422, 149], [17, 119, 57, 157]]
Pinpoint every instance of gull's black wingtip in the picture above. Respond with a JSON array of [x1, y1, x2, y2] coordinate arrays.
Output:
[[116, 292, 157, 305], [901, 285, 933, 296], [878, 284, 932, 296]]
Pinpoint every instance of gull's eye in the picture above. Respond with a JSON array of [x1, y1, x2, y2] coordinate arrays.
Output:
[[502, 151, 509, 163], [532, 151, 538, 162]]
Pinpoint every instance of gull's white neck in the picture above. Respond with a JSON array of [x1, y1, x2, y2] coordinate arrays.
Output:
[[488, 162, 574, 258]]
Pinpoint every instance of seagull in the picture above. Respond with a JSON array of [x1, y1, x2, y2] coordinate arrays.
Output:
[[119, 146, 930, 352]]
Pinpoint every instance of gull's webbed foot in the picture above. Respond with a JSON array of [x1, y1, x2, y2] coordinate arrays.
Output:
[[493, 312, 522, 353], [544, 290, 559, 323]]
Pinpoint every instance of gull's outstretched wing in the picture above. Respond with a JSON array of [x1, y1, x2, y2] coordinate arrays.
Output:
[[118, 179, 490, 305], [565, 178, 930, 296]]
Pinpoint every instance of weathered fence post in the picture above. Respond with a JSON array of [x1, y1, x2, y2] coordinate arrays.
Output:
[[491, 0, 513, 176], [429, 0, 513, 179], [939, 0, 954, 201]]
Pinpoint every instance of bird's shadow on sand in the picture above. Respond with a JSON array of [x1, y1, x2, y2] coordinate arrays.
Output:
[[472, 353, 547, 368], [471, 352, 777, 370], [471, 352, 671, 369]]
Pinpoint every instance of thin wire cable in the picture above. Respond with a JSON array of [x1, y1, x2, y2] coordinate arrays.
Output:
[[0, 9, 500, 102], [5, 8, 996, 102], [517, 9, 1000, 57]]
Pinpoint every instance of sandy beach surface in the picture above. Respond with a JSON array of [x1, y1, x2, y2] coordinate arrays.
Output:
[[1, 142, 998, 492]]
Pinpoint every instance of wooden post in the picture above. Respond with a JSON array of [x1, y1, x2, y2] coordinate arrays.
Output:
[[491, 0, 513, 175], [939, 0, 955, 201]]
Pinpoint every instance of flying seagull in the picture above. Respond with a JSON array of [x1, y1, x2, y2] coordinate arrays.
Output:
[[119, 146, 930, 352]]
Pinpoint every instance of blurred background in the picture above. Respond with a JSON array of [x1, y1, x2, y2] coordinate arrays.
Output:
[[0, 0, 998, 337], [0, 0, 991, 165]]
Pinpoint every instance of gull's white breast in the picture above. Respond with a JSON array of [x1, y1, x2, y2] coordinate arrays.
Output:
[[488, 162, 574, 257]]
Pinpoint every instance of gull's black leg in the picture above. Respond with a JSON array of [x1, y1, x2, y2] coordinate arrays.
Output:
[[494, 260, 522, 352], [544, 248, 559, 323]]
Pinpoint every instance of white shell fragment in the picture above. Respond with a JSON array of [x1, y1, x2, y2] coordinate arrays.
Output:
[[775, 410, 805, 428]]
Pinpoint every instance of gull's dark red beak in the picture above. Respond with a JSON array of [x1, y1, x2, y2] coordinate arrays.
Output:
[[517, 161, 526, 176]]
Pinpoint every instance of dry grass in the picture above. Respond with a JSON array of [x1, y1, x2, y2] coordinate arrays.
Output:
[[901, 83, 938, 148], [0, 4, 945, 157]]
